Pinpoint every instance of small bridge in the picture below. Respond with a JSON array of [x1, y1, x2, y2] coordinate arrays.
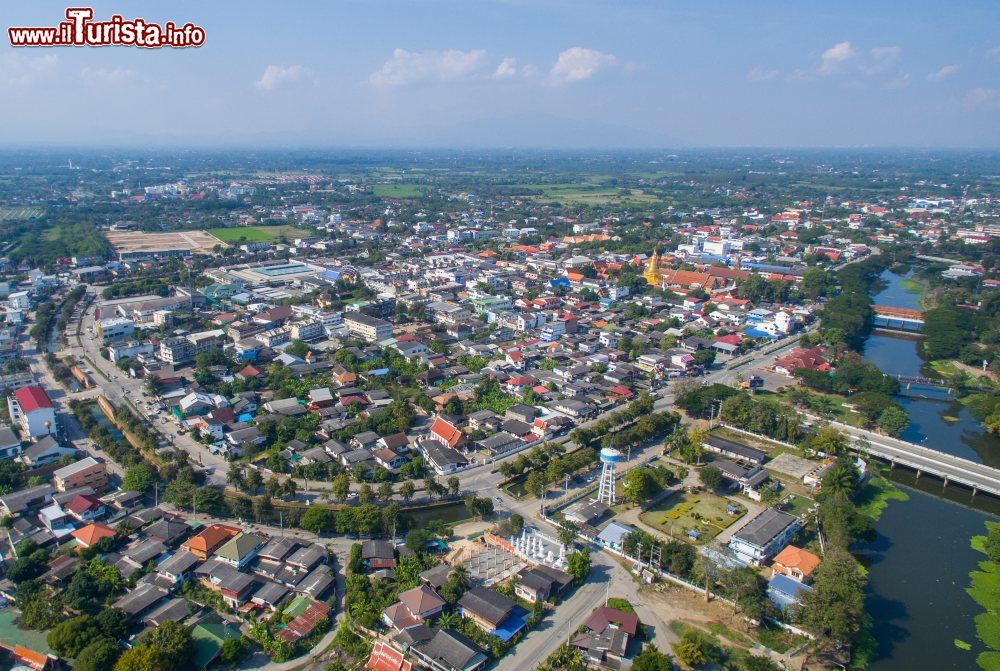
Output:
[[873, 305, 924, 332]]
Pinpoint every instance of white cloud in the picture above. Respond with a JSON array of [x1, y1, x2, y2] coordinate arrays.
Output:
[[861, 46, 901, 75], [886, 73, 911, 90], [493, 57, 518, 80], [819, 41, 855, 75], [80, 66, 136, 84], [0, 52, 57, 87], [927, 64, 960, 82], [785, 68, 812, 83], [549, 47, 616, 84], [964, 87, 1000, 109], [370, 48, 489, 87], [255, 64, 312, 91], [521, 64, 540, 78], [746, 66, 779, 82]]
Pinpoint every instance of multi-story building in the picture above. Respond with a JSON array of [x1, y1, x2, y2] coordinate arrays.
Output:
[[290, 321, 324, 341], [53, 456, 108, 492], [97, 317, 135, 344], [8, 386, 56, 439], [344, 313, 392, 342], [160, 337, 195, 365]]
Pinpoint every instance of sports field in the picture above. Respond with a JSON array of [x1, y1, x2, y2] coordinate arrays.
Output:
[[105, 229, 226, 255], [206, 225, 306, 243], [0, 206, 43, 220]]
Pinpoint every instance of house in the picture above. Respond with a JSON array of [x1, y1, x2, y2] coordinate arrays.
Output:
[[19, 436, 76, 467], [514, 565, 573, 603], [430, 416, 467, 450], [0, 484, 54, 516], [572, 606, 639, 669], [214, 531, 268, 569], [52, 457, 108, 492], [182, 524, 242, 561], [382, 584, 446, 630], [771, 545, 821, 584], [703, 436, 766, 466], [458, 586, 526, 640], [62, 493, 107, 522], [114, 583, 169, 621], [0, 426, 21, 459], [774, 346, 829, 376], [373, 448, 408, 471], [156, 551, 201, 588], [728, 508, 802, 566], [70, 522, 116, 549], [411, 629, 488, 671], [362, 539, 397, 570], [419, 439, 471, 475], [366, 641, 414, 671], [767, 573, 813, 611], [276, 599, 331, 643], [7, 386, 56, 438]]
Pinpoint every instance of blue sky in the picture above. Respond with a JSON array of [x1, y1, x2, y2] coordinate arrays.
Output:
[[2, 0, 999, 147]]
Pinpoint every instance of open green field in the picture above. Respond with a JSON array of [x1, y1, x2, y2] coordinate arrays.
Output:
[[207, 225, 308, 244], [0, 206, 43, 221], [521, 183, 660, 206], [639, 491, 745, 544], [373, 183, 426, 198]]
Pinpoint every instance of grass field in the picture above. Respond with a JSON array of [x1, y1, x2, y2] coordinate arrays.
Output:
[[207, 225, 308, 244], [639, 491, 745, 544], [373, 183, 425, 198], [522, 184, 659, 206]]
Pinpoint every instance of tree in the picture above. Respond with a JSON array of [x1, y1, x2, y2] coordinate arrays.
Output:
[[400, 480, 415, 501], [803, 426, 848, 456], [877, 404, 909, 437], [377, 481, 394, 502], [96, 608, 130, 641], [331, 473, 350, 502], [48, 615, 100, 658], [219, 637, 249, 668], [300, 506, 337, 534], [986, 525, 1000, 563], [122, 464, 156, 495], [358, 483, 374, 504], [525, 471, 547, 498], [798, 550, 868, 644], [141, 621, 194, 671], [558, 524, 578, 547], [75, 638, 123, 671], [405, 528, 432, 553], [673, 630, 713, 668], [566, 548, 591, 583], [114, 645, 168, 671], [698, 465, 723, 491], [621, 468, 659, 505], [447, 476, 461, 496], [632, 643, 673, 671]]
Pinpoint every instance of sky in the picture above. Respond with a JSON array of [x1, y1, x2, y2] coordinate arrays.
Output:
[[1, 0, 999, 148]]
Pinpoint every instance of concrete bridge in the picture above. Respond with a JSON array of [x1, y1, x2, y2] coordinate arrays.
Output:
[[873, 304, 924, 332]]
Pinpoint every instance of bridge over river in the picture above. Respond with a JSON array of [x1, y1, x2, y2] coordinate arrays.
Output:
[[873, 304, 924, 332]]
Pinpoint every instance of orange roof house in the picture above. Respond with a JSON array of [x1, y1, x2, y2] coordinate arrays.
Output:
[[771, 545, 821, 583], [430, 416, 466, 450], [71, 522, 116, 549], [181, 524, 241, 560]]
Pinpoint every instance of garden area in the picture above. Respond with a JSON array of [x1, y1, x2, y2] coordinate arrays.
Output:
[[639, 491, 746, 544]]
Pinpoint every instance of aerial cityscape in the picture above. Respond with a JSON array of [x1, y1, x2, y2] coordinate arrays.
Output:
[[1, 3, 999, 671]]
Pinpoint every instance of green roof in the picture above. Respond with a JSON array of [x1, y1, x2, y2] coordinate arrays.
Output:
[[191, 615, 240, 668], [283, 594, 313, 618], [215, 532, 265, 562]]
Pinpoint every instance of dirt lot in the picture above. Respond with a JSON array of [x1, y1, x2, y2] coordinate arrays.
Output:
[[105, 229, 227, 255]]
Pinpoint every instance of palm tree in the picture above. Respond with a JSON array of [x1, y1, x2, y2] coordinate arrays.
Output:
[[449, 565, 471, 589], [436, 611, 459, 629]]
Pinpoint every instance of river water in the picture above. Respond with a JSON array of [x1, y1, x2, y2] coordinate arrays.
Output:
[[861, 271, 995, 670]]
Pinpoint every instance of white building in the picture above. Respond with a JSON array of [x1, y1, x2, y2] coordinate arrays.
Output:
[[8, 386, 56, 439]]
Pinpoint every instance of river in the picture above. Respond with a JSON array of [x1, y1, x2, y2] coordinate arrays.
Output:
[[861, 270, 995, 670]]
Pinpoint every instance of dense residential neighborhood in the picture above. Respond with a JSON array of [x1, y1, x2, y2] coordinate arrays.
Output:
[[0, 140, 993, 671]]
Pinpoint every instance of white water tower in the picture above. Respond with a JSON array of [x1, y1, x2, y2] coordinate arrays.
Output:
[[597, 447, 622, 505]]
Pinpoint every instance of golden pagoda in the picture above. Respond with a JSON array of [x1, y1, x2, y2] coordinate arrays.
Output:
[[643, 249, 663, 286]]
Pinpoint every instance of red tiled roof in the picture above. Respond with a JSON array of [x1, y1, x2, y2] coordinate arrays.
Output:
[[14, 386, 52, 414], [430, 417, 465, 448], [367, 642, 413, 671], [71, 523, 116, 548]]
